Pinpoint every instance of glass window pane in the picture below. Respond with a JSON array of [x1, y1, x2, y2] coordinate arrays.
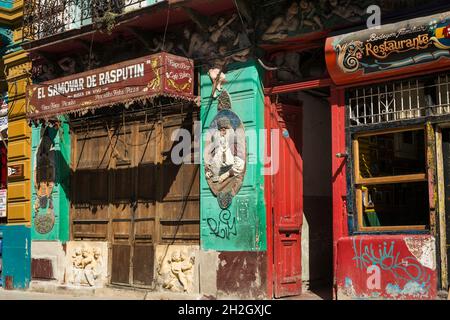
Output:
[[361, 182, 429, 228], [358, 130, 425, 178]]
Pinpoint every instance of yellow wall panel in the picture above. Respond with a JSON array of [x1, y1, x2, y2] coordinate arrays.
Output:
[[8, 139, 31, 160], [7, 201, 31, 223], [7, 180, 31, 202], [8, 99, 27, 118], [8, 118, 31, 140]]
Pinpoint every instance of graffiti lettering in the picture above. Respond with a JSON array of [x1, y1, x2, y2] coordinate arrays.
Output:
[[351, 239, 431, 286], [207, 209, 237, 240], [366, 265, 381, 290]]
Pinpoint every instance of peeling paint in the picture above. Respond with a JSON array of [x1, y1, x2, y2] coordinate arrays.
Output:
[[386, 281, 428, 298], [405, 237, 436, 270]]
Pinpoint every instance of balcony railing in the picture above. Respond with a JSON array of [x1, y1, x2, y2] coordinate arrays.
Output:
[[23, 0, 165, 41]]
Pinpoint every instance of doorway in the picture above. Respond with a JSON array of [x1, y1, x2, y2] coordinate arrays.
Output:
[[439, 127, 450, 292], [267, 88, 333, 299]]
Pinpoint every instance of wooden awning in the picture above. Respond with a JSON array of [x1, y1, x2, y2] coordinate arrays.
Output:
[[26, 52, 195, 120]]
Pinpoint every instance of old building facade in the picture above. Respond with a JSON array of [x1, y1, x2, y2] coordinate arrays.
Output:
[[0, 0, 448, 300]]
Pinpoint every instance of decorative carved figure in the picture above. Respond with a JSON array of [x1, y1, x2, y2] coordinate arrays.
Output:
[[149, 36, 174, 53], [298, 0, 323, 30], [323, 0, 364, 23], [262, 2, 300, 41], [274, 52, 302, 82], [69, 245, 103, 287], [57, 57, 77, 76], [162, 250, 195, 292], [80, 52, 101, 70], [209, 14, 238, 44], [39, 63, 57, 82], [178, 27, 206, 59]]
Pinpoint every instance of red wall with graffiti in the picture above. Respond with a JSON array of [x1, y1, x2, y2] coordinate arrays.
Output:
[[336, 235, 437, 300]]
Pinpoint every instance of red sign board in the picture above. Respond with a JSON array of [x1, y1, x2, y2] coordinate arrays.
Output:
[[27, 53, 194, 119], [325, 11, 450, 86]]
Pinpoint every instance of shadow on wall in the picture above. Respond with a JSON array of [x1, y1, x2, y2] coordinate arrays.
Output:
[[299, 90, 333, 297]]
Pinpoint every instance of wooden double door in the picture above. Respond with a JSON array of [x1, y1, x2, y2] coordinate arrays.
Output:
[[70, 108, 200, 287]]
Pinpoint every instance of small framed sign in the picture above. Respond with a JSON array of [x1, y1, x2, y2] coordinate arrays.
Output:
[[8, 164, 24, 179]]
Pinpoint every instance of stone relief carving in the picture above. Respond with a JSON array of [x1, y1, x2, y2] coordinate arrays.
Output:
[[65, 242, 108, 287], [272, 48, 327, 83], [156, 246, 198, 293], [260, 0, 376, 42]]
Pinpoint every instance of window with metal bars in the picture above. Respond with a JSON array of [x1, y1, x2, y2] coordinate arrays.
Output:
[[348, 74, 450, 127]]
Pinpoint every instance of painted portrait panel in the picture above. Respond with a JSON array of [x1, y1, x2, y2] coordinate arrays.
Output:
[[204, 109, 246, 208]]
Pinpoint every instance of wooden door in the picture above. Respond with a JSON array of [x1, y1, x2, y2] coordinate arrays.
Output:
[[70, 107, 200, 288], [269, 102, 303, 298]]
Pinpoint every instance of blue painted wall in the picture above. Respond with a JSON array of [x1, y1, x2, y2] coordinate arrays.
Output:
[[1, 225, 31, 289]]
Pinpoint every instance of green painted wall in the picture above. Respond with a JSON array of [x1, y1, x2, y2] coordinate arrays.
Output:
[[31, 117, 70, 241], [200, 60, 266, 251]]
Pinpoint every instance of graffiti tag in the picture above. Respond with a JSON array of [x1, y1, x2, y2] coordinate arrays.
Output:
[[351, 238, 431, 286], [207, 209, 237, 240]]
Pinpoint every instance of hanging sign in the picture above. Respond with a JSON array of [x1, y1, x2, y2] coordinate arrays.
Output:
[[27, 52, 194, 120], [325, 11, 450, 85]]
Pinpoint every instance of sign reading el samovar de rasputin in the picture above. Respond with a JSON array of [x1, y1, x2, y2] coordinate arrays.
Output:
[[326, 11, 450, 85], [26, 52, 194, 120]]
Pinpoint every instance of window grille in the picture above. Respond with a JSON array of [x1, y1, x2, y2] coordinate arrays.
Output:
[[348, 74, 450, 127]]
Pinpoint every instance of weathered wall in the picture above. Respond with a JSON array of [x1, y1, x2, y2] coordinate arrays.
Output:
[[216, 251, 267, 299], [299, 91, 333, 289], [200, 61, 266, 252], [31, 241, 65, 282], [1, 225, 30, 289], [199, 61, 268, 298], [336, 235, 437, 300]]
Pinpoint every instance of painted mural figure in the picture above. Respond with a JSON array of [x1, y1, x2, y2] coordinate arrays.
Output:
[[204, 108, 246, 209], [33, 127, 56, 235], [206, 117, 245, 184]]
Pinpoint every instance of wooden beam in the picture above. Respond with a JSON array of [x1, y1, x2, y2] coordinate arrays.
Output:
[[435, 127, 448, 290], [355, 173, 427, 186], [264, 78, 333, 95]]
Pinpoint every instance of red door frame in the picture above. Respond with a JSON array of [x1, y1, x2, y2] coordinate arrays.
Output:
[[264, 82, 346, 299], [330, 87, 347, 299]]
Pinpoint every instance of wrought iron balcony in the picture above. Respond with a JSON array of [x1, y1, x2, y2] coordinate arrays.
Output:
[[23, 0, 165, 41]]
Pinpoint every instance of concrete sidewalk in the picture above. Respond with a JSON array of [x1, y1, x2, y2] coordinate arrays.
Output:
[[0, 280, 327, 300], [0, 286, 326, 300]]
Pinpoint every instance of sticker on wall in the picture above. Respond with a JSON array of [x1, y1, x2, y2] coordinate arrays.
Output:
[[33, 127, 56, 234], [204, 91, 246, 209]]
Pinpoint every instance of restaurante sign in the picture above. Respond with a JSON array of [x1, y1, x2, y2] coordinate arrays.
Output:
[[325, 11, 450, 85], [27, 53, 194, 119]]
